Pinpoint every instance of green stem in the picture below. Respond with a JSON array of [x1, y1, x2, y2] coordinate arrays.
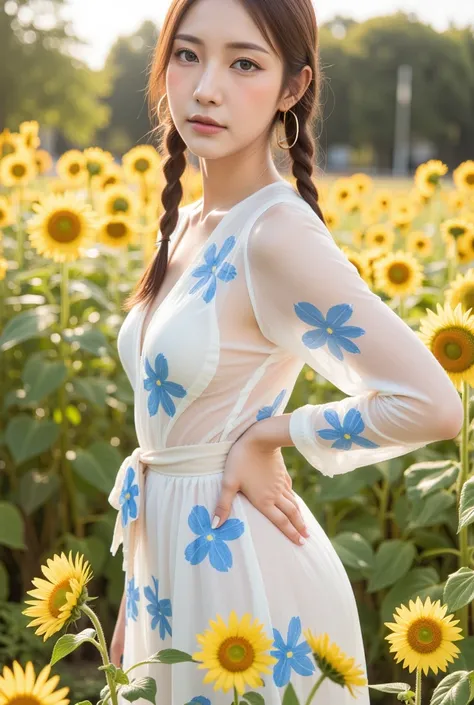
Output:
[[17, 186, 24, 269], [457, 381, 470, 637], [82, 604, 118, 705], [58, 261, 80, 537], [304, 673, 326, 705], [415, 667, 422, 705], [378, 477, 390, 536], [233, 685, 239, 705], [398, 298, 405, 319]]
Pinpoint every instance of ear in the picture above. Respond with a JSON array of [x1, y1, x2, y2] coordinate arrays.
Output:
[[278, 65, 313, 112]]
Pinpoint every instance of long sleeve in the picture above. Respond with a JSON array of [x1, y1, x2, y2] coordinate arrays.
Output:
[[244, 201, 463, 477]]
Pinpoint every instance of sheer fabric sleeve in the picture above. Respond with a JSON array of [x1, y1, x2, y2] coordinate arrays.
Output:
[[244, 202, 463, 477]]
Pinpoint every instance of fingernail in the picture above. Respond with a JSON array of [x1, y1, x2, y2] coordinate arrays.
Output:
[[298, 536, 306, 545], [211, 515, 220, 529]]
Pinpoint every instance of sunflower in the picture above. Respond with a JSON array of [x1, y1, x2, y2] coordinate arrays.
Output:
[[414, 159, 448, 197], [446, 269, 474, 313], [331, 177, 359, 211], [372, 190, 392, 212], [0, 129, 26, 158], [0, 257, 8, 280], [351, 228, 365, 248], [19, 120, 41, 150], [23, 551, 93, 641], [0, 149, 37, 187], [453, 160, 474, 195], [446, 189, 467, 212], [389, 199, 417, 230], [0, 196, 14, 228], [418, 302, 474, 390], [122, 145, 161, 183], [96, 163, 125, 190], [83, 147, 114, 181], [26, 192, 98, 263], [56, 150, 88, 187], [35, 149, 53, 175], [192, 610, 277, 695], [99, 184, 139, 219], [373, 250, 424, 299], [440, 218, 474, 246], [361, 203, 384, 226], [340, 246, 372, 283], [384, 596, 463, 676], [364, 223, 395, 252], [98, 215, 135, 248], [406, 230, 433, 258], [303, 630, 367, 698], [323, 207, 339, 231], [457, 232, 474, 263], [0, 661, 70, 705], [350, 172, 373, 196]]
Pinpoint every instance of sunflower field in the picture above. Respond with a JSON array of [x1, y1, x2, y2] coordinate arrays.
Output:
[[1, 120, 474, 704]]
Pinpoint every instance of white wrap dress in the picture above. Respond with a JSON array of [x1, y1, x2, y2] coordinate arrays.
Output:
[[108, 180, 462, 705]]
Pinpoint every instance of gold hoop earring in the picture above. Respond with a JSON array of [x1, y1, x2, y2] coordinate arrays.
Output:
[[277, 108, 299, 150], [157, 93, 168, 124]]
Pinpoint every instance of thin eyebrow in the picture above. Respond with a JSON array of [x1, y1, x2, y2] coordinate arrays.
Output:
[[174, 33, 271, 56]]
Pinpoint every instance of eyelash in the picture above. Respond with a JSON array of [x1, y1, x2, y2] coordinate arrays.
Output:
[[173, 48, 261, 73]]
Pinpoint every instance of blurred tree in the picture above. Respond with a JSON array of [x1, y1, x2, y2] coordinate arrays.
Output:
[[445, 25, 474, 164], [0, 0, 112, 144], [97, 20, 159, 153], [341, 13, 473, 168]]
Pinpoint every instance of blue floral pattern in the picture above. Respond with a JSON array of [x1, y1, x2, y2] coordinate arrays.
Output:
[[188, 698, 211, 705], [126, 575, 140, 623], [256, 388, 287, 421], [271, 616, 315, 687], [317, 408, 380, 450], [144, 575, 172, 639], [294, 301, 365, 361], [184, 505, 245, 572], [120, 466, 139, 528], [189, 235, 237, 303], [143, 352, 187, 417]]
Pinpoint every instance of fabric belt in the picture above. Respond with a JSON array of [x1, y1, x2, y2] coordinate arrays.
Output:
[[108, 441, 234, 575]]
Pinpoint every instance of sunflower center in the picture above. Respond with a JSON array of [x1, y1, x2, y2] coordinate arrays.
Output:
[[12, 164, 26, 177], [407, 618, 442, 653], [8, 697, 41, 705], [218, 636, 255, 672], [0, 209, 4, 220], [375, 234, 385, 243], [87, 161, 102, 176], [104, 177, 118, 187], [47, 211, 82, 243], [135, 158, 151, 173], [427, 173, 440, 185], [388, 263, 410, 284], [466, 174, 474, 185], [432, 326, 474, 372], [112, 197, 129, 213], [449, 226, 466, 239], [69, 163, 81, 175], [49, 578, 72, 618], [106, 222, 128, 239], [416, 240, 425, 250]]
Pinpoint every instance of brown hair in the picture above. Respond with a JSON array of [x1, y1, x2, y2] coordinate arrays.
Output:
[[125, 0, 326, 311]]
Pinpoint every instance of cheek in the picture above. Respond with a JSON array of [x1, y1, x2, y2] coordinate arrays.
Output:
[[237, 74, 279, 118]]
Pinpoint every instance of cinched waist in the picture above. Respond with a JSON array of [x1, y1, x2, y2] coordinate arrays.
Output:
[[108, 441, 233, 575]]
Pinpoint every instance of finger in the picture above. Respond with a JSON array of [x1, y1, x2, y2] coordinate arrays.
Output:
[[285, 473, 293, 489], [275, 494, 309, 539], [263, 504, 307, 546], [213, 479, 239, 529]]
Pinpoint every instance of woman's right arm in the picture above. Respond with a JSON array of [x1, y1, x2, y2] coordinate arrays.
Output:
[[110, 591, 126, 667]]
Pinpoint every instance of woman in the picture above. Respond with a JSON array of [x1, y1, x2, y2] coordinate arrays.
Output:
[[108, 0, 463, 702]]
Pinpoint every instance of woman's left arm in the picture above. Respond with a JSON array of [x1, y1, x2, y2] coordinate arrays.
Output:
[[240, 201, 463, 477]]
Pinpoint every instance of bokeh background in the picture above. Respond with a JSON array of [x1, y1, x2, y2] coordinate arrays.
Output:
[[1, 1, 474, 704]]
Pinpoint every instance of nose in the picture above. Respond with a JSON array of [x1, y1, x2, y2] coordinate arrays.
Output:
[[193, 62, 223, 104]]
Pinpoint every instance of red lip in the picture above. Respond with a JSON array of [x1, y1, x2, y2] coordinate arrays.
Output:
[[188, 115, 225, 127]]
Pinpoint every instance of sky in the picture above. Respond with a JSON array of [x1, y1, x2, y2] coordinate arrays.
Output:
[[64, 0, 473, 70]]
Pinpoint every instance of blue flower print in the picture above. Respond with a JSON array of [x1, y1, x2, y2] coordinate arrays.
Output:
[[120, 466, 139, 528], [126, 575, 140, 623], [317, 408, 380, 450], [184, 505, 245, 572], [188, 698, 211, 705], [189, 235, 237, 303], [271, 616, 315, 687], [294, 301, 365, 361], [256, 388, 287, 421], [143, 352, 187, 417], [144, 575, 172, 639]]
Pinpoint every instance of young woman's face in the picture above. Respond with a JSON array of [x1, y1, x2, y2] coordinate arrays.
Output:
[[166, 0, 287, 158]]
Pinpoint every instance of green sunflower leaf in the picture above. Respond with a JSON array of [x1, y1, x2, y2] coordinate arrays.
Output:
[[50, 628, 97, 666], [458, 476, 474, 531], [443, 567, 474, 612], [430, 670, 471, 705], [120, 677, 157, 705]]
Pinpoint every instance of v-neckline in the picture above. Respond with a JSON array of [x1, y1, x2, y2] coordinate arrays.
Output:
[[136, 180, 292, 364]]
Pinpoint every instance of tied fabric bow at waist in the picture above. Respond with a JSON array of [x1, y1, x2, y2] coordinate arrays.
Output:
[[108, 441, 234, 576]]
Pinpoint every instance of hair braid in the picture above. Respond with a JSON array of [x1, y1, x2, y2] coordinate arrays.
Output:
[[283, 106, 326, 226], [124, 121, 187, 311]]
